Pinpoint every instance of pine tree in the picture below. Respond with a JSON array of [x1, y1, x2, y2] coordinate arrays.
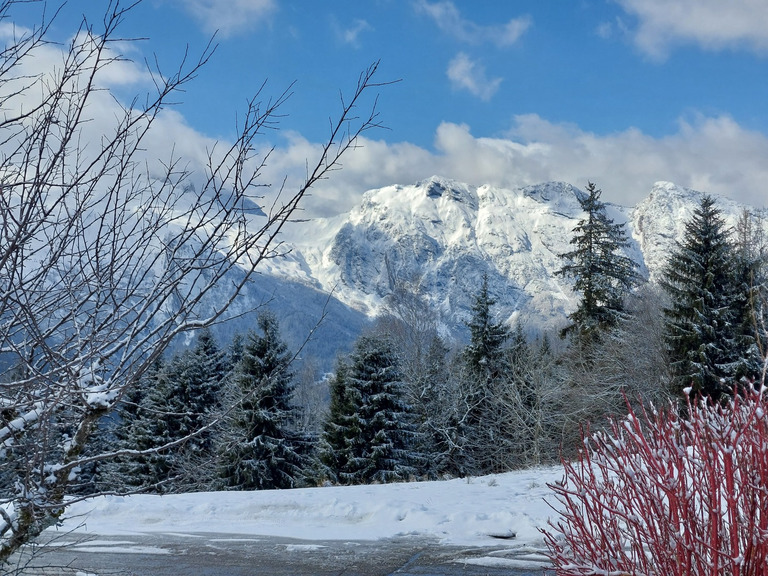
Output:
[[166, 329, 228, 476], [557, 182, 640, 337], [457, 276, 513, 475], [319, 334, 416, 484], [220, 312, 305, 490], [317, 361, 355, 481], [461, 275, 510, 430], [112, 329, 229, 492], [463, 275, 509, 377], [99, 357, 166, 491], [99, 356, 176, 491], [662, 195, 752, 400], [508, 322, 536, 414]]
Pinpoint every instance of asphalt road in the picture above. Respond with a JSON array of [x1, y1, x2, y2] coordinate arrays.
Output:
[[14, 532, 554, 576]]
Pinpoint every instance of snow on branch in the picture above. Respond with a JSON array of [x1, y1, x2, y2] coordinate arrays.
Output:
[[543, 387, 768, 575]]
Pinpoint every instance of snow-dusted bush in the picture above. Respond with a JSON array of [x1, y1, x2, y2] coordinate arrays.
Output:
[[543, 388, 768, 575]]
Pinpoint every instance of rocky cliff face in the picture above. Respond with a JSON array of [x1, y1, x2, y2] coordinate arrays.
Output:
[[270, 177, 761, 341], [628, 181, 745, 282], [156, 176, 763, 366]]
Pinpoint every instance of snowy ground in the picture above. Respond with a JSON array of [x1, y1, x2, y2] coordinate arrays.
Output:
[[48, 466, 564, 571]]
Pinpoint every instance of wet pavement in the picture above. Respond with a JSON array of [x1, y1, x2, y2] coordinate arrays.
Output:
[[14, 532, 554, 576]]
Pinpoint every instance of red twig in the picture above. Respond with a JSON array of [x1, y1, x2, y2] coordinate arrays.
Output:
[[543, 389, 768, 575]]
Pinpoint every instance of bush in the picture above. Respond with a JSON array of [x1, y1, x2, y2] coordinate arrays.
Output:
[[543, 389, 768, 575]]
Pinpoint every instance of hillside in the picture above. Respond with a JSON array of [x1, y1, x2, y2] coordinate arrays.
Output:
[[252, 177, 757, 348]]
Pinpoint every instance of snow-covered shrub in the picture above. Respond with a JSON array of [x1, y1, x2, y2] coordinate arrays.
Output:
[[543, 389, 768, 575]]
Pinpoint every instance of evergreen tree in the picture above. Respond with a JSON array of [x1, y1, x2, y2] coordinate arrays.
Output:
[[220, 312, 305, 490], [463, 275, 509, 377], [228, 332, 245, 368], [167, 329, 228, 463], [507, 322, 536, 413], [457, 276, 512, 475], [556, 182, 640, 337], [661, 195, 752, 400], [317, 361, 355, 481], [461, 275, 510, 429], [319, 334, 416, 484], [109, 329, 229, 492], [98, 357, 167, 491]]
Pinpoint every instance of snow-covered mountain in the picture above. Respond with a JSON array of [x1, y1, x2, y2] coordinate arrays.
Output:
[[256, 176, 757, 345], [629, 181, 747, 282], [306, 177, 587, 334]]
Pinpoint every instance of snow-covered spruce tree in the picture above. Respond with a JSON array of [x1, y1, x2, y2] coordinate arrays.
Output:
[[375, 277, 452, 477], [125, 358, 179, 490], [463, 275, 510, 376], [109, 358, 169, 491], [662, 195, 755, 400], [507, 323, 536, 415], [102, 330, 229, 493], [318, 334, 417, 485], [317, 361, 356, 482], [220, 312, 306, 490], [91, 357, 173, 493], [556, 182, 640, 339], [456, 275, 513, 475], [162, 329, 230, 490], [0, 0, 386, 561]]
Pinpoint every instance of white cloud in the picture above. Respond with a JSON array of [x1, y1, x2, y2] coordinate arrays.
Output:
[[259, 114, 768, 223], [414, 0, 530, 47], [615, 0, 768, 58], [332, 18, 372, 47], [176, 0, 277, 38], [446, 53, 501, 101], [18, 16, 766, 233]]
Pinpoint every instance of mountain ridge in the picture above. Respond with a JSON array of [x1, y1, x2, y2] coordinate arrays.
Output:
[[259, 177, 760, 344]]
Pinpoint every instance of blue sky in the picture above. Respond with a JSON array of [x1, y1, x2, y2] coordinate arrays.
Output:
[[10, 1, 768, 216]]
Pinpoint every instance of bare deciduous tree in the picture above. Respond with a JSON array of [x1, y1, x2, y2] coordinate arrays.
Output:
[[0, 1, 387, 564]]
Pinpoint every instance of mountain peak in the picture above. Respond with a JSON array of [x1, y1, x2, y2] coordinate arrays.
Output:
[[267, 176, 763, 345], [414, 176, 478, 207], [520, 181, 587, 217]]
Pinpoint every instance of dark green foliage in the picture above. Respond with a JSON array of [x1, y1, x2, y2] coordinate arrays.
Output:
[[220, 312, 306, 490], [106, 329, 229, 492], [456, 277, 513, 475], [169, 329, 228, 454], [461, 275, 510, 428], [228, 332, 245, 368], [662, 195, 754, 400], [319, 334, 417, 484], [557, 182, 640, 337], [463, 275, 509, 377], [318, 362, 355, 478], [104, 357, 171, 491]]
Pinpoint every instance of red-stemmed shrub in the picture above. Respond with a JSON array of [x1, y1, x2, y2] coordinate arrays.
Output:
[[543, 388, 768, 575]]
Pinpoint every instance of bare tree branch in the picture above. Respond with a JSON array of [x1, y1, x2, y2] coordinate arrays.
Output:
[[0, 1, 388, 564]]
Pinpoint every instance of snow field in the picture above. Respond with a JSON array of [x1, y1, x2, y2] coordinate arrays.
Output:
[[56, 466, 563, 549]]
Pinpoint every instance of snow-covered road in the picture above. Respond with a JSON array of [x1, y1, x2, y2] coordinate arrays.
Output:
[[32, 466, 563, 574]]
